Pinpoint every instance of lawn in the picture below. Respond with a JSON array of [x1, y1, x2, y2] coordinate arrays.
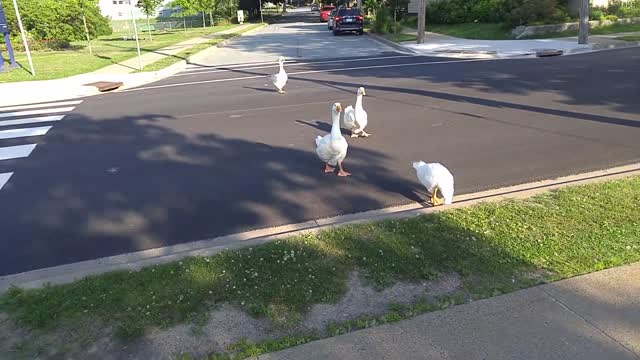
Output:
[[142, 23, 264, 72], [2, 176, 640, 358], [616, 35, 640, 41], [520, 22, 640, 39], [0, 25, 238, 83], [382, 32, 417, 42], [397, 17, 640, 40], [426, 23, 512, 40]]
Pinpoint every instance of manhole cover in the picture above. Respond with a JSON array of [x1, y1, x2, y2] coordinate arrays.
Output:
[[84, 81, 123, 92]]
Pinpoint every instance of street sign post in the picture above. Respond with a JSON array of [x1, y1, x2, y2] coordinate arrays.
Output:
[[0, 1, 19, 72], [9, 0, 35, 75]]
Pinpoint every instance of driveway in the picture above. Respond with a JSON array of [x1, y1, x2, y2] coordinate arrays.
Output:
[[193, 10, 396, 65]]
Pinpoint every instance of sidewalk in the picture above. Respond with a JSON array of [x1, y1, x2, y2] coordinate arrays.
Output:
[[391, 28, 639, 58], [0, 23, 264, 107], [93, 23, 256, 75], [257, 262, 640, 360]]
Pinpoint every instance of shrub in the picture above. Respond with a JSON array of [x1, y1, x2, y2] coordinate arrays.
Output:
[[373, 7, 390, 33], [590, 8, 606, 21], [605, 14, 619, 21], [503, 0, 559, 27], [3, 0, 111, 42]]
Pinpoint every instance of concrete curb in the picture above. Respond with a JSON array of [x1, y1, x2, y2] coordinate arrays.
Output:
[[365, 32, 420, 55], [2, 162, 639, 293], [0, 24, 268, 106]]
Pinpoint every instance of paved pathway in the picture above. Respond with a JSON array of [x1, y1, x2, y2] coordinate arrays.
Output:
[[258, 262, 640, 360], [92, 23, 257, 74], [191, 12, 394, 65]]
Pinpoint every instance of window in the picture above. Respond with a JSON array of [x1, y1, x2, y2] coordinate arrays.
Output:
[[112, 0, 117, 4], [338, 8, 361, 16]]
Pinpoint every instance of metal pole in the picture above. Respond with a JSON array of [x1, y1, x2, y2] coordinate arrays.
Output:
[[416, 0, 425, 44], [11, 0, 34, 76], [260, 0, 264, 23], [82, 14, 93, 54], [130, 3, 143, 70], [578, 0, 589, 44]]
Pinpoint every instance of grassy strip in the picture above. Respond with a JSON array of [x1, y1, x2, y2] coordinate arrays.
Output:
[[426, 23, 512, 40], [2, 177, 640, 349], [616, 35, 640, 41], [142, 24, 264, 72], [522, 22, 640, 39], [397, 19, 640, 40], [0, 25, 238, 83], [381, 33, 417, 43]]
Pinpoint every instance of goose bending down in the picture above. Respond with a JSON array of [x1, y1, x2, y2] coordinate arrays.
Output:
[[343, 87, 370, 137], [271, 56, 288, 94], [316, 102, 350, 176], [413, 161, 454, 206]]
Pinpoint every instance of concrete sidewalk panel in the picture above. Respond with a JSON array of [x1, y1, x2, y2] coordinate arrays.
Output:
[[542, 264, 640, 356], [258, 287, 637, 360]]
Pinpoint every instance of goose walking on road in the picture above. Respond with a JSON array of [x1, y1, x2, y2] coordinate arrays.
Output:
[[271, 56, 288, 94], [316, 102, 350, 176]]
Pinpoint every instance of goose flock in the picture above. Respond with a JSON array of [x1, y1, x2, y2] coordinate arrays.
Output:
[[271, 57, 454, 206]]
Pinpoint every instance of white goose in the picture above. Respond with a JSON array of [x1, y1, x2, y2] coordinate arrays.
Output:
[[271, 56, 288, 94], [413, 161, 454, 206], [343, 87, 370, 137], [316, 102, 350, 176]]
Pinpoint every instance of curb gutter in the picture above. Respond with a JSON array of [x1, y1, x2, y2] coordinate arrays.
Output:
[[365, 31, 420, 55], [2, 163, 639, 293]]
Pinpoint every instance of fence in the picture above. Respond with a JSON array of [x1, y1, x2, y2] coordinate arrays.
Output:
[[110, 17, 225, 36]]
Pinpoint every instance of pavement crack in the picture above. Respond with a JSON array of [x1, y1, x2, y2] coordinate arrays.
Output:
[[539, 287, 640, 359]]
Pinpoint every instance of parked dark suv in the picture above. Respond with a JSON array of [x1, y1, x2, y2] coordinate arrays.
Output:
[[332, 7, 363, 35]]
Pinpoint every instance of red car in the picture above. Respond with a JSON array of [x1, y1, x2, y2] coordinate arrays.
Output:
[[320, 5, 335, 22]]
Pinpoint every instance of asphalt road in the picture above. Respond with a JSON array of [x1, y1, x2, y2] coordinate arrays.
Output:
[[1, 45, 639, 276], [192, 9, 396, 65]]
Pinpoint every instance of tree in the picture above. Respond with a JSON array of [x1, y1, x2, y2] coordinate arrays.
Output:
[[137, 0, 163, 40], [3, 0, 111, 44], [578, 0, 588, 44]]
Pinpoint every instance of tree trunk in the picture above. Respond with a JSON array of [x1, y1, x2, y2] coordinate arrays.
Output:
[[146, 15, 153, 41], [82, 13, 92, 55], [210, 12, 214, 27], [578, 0, 589, 44], [202, 12, 206, 28], [416, 0, 426, 44]]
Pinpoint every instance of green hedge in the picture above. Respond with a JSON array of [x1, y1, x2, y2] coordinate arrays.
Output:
[[3, 0, 112, 43]]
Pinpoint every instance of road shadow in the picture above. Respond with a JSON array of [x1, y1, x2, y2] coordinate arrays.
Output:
[[0, 110, 423, 275]]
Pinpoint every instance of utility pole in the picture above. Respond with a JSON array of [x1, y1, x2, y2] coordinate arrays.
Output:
[[129, 1, 143, 71], [578, 0, 589, 44], [416, 0, 425, 44], [11, 0, 34, 76], [260, 0, 264, 23]]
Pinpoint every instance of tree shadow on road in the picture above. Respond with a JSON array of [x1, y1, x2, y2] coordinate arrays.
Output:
[[0, 111, 423, 275]]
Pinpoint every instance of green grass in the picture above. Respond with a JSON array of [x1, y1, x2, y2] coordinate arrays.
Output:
[[2, 177, 640, 351], [426, 23, 513, 40], [0, 25, 238, 83], [382, 33, 417, 43], [616, 35, 640, 41], [522, 22, 640, 39], [142, 24, 264, 72], [398, 17, 640, 40]]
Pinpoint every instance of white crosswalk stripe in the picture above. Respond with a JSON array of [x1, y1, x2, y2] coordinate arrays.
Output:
[[0, 126, 52, 140], [0, 99, 81, 191], [0, 144, 37, 161], [0, 100, 83, 112], [0, 115, 65, 127], [0, 106, 76, 119], [0, 172, 13, 190]]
